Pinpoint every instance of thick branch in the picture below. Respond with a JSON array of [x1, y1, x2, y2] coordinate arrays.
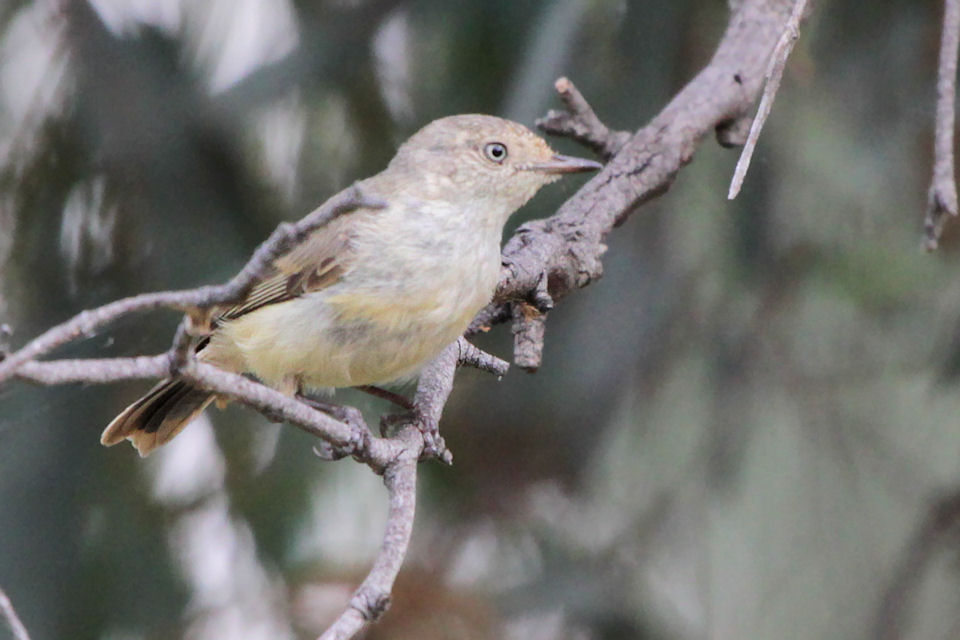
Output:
[[727, 0, 810, 199], [407, 342, 461, 463], [318, 427, 421, 640], [924, 0, 960, 250], [489, 0, 795, 365]]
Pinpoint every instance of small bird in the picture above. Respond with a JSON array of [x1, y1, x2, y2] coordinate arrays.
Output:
[[101, 114, 601, 456]]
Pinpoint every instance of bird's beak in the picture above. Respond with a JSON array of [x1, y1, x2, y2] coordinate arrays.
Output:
[[525, 154, 603, 174]]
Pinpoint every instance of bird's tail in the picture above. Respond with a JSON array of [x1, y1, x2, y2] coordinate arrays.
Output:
[[100, 380, 215, 457]]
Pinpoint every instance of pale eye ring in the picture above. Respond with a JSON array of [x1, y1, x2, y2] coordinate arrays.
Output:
[[483, 141, 508, 164]]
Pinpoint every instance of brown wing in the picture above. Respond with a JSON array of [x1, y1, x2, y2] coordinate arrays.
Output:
[[216, 214, 355, 324]]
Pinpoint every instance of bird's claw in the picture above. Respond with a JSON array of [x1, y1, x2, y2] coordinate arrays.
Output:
[[416, 416, 452, 464], [313, 421, 370, 461], [379, 411, 453, 464]]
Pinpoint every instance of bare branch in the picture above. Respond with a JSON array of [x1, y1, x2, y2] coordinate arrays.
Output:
[[17, 356, 408, 472], [408, 342, 460, 463], [537, 77, 631, 159], [924, 0, 960, 250], [318, 427, 421, 640], [466, 302, 510, 335], [0, 184, 383, 387], [318, 336, 499, 636], [17, 355, 169, 385], [511, 302, 547, 372], [167, 318, 194, 376], [0, 586, 30, 640], [728, 0, 810, 199], [456, 337, 509, 377], [2, 3, 808, 638], [490, 0, 798, 366]]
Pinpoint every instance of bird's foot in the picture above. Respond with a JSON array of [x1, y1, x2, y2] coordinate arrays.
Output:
[[297, 394, 371, 460], [381, 411, 452, 465]]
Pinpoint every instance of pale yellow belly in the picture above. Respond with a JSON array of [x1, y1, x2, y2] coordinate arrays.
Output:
[[204, 287, 482, 391]]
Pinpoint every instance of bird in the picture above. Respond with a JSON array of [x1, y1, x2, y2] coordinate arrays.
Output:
[[101, 114, 602, 456]]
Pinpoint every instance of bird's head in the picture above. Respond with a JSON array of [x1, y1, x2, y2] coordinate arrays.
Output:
[[386, 114, 602, 224]]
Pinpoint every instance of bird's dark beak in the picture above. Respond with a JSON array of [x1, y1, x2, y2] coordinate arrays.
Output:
[[527, 154, 603, 174]]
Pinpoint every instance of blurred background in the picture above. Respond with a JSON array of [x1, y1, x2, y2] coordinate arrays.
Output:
[[1, 0, 959, 638]]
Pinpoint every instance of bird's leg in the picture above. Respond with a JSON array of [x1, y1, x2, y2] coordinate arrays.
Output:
[[259, 374, 301, 423], [415, 415, 450, 464], [295, 392, 373, 461], [355, 385, 415, 410], [379, 409, 450, 465], [296, 393, 365, 426]]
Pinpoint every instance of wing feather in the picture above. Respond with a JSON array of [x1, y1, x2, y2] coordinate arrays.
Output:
[[216, 213, 358, 324]]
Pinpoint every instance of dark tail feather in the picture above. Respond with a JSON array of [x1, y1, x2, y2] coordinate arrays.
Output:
[[101, 380, 215, 457]]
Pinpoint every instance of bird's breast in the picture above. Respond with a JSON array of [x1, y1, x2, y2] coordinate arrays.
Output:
[[329, 198, 504, 330], [213, 198, 506, 389]]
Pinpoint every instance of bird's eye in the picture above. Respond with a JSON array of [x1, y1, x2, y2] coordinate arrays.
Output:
[[483, 142, 508, 164]]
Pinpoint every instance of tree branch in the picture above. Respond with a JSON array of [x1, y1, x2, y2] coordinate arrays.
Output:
[[511, 302, 547, 372], [16, 355, 410, 471], [537, 77, 632, 159], [0, 184, 383, 386], [456, 337, 510, 377], [0, 587, 30, 640], [924, 0, 960, 250], [489, 0, 797, 365], [0, 2, 804, 638], [408, 341, 461, 463], [317, 426, 421, 640], [727, 0, 810, 199]]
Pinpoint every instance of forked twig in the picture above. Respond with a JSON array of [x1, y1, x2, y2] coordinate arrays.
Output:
[[318, 427, 421, 640], [537, 77, 631, 159], [0, 184, 382, 386]]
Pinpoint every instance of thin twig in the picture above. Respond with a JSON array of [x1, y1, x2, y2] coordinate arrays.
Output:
[[167, 318, 194, 376], [466, 302, 510, 335], [924, 0, 960, 250], [456, 337, 509, 377], [727, 0, 809, 199], [317, 427, 421, 640], [17, 356, 405, 471], [17, 355, 170, 385], [0, 185, 382, 387], [536, 77, 631, 159], [0, 587, 31, 640]]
